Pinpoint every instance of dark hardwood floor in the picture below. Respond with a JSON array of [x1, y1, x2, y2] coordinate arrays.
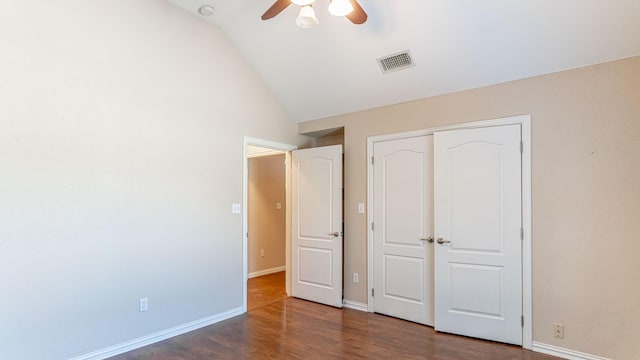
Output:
[[110, 292, 560, 360], [111, 271, 558, 359], [247, 271, 287, 311]]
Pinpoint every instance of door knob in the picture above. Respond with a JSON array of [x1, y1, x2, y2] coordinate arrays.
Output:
[[329, 232, 341, 237], [420, 237, 434, 243], [436, 237, 450, 244]]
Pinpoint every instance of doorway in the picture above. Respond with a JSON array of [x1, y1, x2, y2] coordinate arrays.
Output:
[[242, 137, 297, 313], [247, 149, 287, 310]]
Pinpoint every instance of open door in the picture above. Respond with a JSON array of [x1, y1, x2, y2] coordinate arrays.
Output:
[[291, 145, 343, 307], [433, 125, 522, 345]]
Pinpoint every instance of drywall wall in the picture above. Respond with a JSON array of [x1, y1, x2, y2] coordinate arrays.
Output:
[[248, 154, 286, 275], [312, 128, 345, 148], [0, 1, 306, 359], [299, 56, 640, 360]]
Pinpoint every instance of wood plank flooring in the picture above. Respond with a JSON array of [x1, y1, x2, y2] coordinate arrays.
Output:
[[247, 271, 287, 311], [110, 294, 561, 360]]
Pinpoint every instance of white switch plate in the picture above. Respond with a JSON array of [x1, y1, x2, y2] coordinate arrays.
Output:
[[276, 202, 282, 209], [358, 203, 365, 214], [260, 249, 265, 257], [139, 297, 149, 312], [353, 273, 359, 283], [232, 203, 241, 214]]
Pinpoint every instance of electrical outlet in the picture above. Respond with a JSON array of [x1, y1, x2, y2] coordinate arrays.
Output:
[[139, 297, 149, 312], [353, 272, 359, 283], [260, 249, 265, 257], [276, 202, 282, 209], [553, 323, 564, 339]]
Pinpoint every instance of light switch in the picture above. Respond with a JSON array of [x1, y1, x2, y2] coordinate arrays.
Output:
[[139, 297, 148, 312], [232, 203, 241, 214], [358, 203, 365, 214]]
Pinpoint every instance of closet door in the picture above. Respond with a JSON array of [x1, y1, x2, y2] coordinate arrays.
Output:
[[372, 135, 434, 325], [434, 125, 522, 345]]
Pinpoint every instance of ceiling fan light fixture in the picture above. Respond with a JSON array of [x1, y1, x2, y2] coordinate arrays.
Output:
[[328, 0, 354, 16], [296, 5, 319, 29], [292, 0, 315, 5]]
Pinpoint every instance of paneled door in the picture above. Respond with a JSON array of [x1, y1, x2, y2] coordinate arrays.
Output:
[[434, 125, 522, 345], [372, 135, 434, 325], [291, 145, 343, 308]]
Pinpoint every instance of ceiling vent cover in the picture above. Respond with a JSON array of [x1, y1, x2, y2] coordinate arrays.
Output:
[[377, 50, 415, 74]]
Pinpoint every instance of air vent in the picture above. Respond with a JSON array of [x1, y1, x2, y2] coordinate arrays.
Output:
[[377, 50, 415, 74]]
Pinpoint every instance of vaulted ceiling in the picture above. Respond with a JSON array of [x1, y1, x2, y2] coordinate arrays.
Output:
[[168, 0, 640, 122]]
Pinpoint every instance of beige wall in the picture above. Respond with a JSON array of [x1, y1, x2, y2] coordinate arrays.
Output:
[[0, 1, 307, 359], [299, 56, 640, 359], [248, 154, 286, 274], [312, 128, 345, 148]]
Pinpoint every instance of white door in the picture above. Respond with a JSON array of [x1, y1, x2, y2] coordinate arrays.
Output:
[[372, 136, 434, 325], [434, 124, 522, 345], [291, 145, 343, 308]]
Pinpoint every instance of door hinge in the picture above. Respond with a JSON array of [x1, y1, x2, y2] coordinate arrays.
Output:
[[371, 222, 374, 231], [521, 316, 524, 327], [372, 288, 375, 297], [520, 141, 523, 153], [371, 156, 374, 165], [520, 228, 524, 240]]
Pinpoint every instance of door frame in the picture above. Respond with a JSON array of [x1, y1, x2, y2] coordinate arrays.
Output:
[[242, 137, 297, 313], [366, 115, 532, 349]]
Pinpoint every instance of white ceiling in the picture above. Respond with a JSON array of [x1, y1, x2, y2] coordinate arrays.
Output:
[[168, 0, 640, 122]]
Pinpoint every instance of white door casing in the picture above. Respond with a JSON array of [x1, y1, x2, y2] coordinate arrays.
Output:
[[372, 136, 434, 325], [434, 124, 523, 345], [291, 145, 343, 307]]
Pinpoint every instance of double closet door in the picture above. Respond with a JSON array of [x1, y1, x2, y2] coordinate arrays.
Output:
[[372, 124, 523, 345]]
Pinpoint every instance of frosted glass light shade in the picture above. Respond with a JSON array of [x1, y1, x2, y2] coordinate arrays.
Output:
[[328, 0, 353, 16], [296, 5, 319, 28]]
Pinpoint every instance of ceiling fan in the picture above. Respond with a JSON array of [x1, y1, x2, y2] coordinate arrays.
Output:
[[261, 0, 367, 28]]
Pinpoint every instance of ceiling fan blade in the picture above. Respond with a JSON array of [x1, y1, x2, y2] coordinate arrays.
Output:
[[346, 0, 367, 24], [261, 0, 293, 20]]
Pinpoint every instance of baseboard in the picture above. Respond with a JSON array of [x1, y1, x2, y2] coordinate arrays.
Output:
[[71, 307, 243, 360], [532, 342, 610, 360], [248, 266, 285, 279], [343, 300, 368, 312]]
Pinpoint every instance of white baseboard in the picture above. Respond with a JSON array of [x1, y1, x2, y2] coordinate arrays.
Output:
[[248, 265, 285, 279], [532, 342, 610, 360], [343, 300, 368, 312], [71, 307, 243, 360]]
